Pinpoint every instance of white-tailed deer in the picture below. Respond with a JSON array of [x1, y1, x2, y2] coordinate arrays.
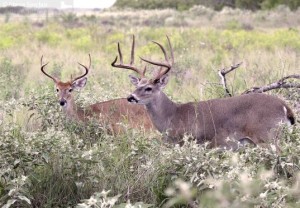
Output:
[[41, 55, 153, 133], [112, 36, 295, 150]]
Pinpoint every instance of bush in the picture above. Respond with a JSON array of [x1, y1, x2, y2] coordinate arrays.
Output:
[[114, 0, 300, 11], [1, 89, 300, 207], [36, 29, 62, 46], [1, 10, 300, 207], [0, 58, 27, 100]]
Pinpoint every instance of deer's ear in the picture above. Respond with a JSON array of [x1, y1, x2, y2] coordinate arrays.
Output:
[[157, 74, 169, 89], [72, 77, 87, 90], [129, 75, 140, 87]]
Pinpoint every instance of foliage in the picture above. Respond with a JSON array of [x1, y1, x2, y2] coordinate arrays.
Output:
[[114, 0, 300, 10], [0, 90, 299, 207], [0, 8, 300, 208], [0, 58, 27, 100]]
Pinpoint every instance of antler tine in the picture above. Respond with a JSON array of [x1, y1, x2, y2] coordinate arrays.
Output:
[[140, 55, 171, 69], [111, 35, 145, 77], [118, 42, 123, 64], [142, 66, 147, 76], [166, 35, 174, 65], [74, 54, 91, 82], [140, 36, 173, 82], [40, 55, 57, 82], [88, 53, 91, 69], [130, 35, 135, 65], [153, 40, 169, 63]]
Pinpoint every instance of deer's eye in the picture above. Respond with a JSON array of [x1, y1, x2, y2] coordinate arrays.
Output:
[[69, 88, 73, 92], [56, 89, 59, 92], [145, 87, 152, 92]]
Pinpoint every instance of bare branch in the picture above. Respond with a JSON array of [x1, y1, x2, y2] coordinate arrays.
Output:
[[218, 62, 242, 97], [278, 74, 300, 83], [243, 75, 300, 94]]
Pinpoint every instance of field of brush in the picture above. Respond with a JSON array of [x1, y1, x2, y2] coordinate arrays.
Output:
[[0, 6, 300, 207]]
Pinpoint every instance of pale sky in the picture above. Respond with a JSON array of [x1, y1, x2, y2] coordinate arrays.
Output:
[[0, 0, 117, 9], [73, 0, 116, 9]]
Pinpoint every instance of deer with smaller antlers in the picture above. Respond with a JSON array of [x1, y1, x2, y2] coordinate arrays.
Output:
[[41, 55, 153, 134], [112, 36, 295, 150]]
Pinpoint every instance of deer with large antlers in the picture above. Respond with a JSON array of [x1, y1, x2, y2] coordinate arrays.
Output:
[[41, 55, 153, 133], [112, 36, 295, 150]]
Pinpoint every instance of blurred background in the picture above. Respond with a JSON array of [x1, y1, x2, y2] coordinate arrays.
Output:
[[0, 0, 299, 102]]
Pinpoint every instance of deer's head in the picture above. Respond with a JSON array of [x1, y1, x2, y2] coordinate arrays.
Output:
[[40, 55, 91, 107], [111, 36, 173, 105]]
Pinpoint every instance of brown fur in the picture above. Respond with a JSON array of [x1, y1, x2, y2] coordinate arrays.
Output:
[[82, 98, 154, 133], [55, 81, 154, 134], [129, 77, 295, 150], [124, 36, 296, 150], [41, 57, 154, 134]]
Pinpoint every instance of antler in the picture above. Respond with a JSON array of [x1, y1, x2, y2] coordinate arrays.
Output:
[[40, 55, 57, 82], [111, 35, 146, 77], [73, 54, 91, 82], [141, 35, 174, 82]]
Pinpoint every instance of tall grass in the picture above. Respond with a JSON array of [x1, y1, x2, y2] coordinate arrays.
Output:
[[0, 7, 299, 207]]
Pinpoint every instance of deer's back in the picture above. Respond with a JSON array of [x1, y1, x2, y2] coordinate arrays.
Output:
[[87, 98, 154, 132], [172, 93, 294, 146], [200, 93, 292, 126]]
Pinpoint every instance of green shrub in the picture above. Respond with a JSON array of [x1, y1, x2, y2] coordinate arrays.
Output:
[[114, 0, 300, 10], [36, 30, 62, 46], [0, 58, 27, 100], [1, 10, 300, 207]]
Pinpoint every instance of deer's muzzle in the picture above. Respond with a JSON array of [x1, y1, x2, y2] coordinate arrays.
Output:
[[127, 95, 139, 103], [59, 99, 67, 106]]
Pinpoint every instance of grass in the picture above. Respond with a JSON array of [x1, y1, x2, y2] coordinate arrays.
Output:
[[0, 6, 300, 208]]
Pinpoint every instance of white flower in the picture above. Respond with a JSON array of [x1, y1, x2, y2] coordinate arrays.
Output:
[[259, 191, 268, 198]]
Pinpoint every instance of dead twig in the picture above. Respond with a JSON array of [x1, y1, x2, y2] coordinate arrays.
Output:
[[217, 63, 300, 95], [218, 62, 242, 97], [243, 74, 300, 94]]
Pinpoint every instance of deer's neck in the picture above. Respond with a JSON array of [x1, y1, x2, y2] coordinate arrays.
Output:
[[63, 99, 84, 121], [146, 91, 177, 133]]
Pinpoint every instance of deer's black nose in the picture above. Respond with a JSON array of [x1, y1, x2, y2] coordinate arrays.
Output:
[[59, 100, 66, 106], [127, 95, 138, 103]]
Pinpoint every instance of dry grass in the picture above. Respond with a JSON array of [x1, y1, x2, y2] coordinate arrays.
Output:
[[0, 7, 299, 207]]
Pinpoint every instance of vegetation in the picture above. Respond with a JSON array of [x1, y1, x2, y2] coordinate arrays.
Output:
[[114, 0, 300, 11], [0, 7, 300, 207]]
